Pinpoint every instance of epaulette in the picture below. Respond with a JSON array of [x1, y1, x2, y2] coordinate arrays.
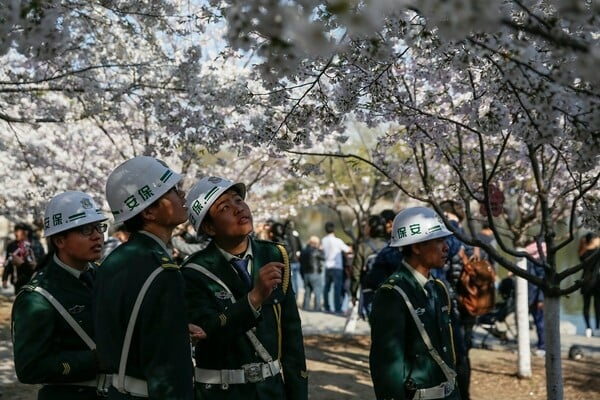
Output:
[[162, 262, 180, 270], [380, 283, 394, 290], [20, 283, 37, 293], [19, 273, 42, 294], [152, 250, 180, 270], [23, 270, 45, 291], [253, 238, 285, 247]]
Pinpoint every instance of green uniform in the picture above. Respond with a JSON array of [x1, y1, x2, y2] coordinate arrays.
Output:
[[93, 232, 194, 399], [12, 256, 102, 400], [369, 263, 461, 400], [181, 238, 308, 400]]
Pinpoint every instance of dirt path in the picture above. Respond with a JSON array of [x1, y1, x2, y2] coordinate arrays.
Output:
[[304, 334, 600, 400]]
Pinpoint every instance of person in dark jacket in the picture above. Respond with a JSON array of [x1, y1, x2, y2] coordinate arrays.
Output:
[[3, 222, 44, 293], [525, 240, 546, 356], [370, 206, 461, 400], [182, 176, 308, 400], [579, 232, 600, 337], [94, 156, 198, 399], [12, 191, 108, 399], [299, 235, 325, 311]]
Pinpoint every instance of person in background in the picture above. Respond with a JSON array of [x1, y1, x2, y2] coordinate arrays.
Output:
[[350, 214, 387, 319], [438, 200, 474, 400], [284, 219, 303, 301], [12, 191, 109, 399], [362, 210, 401, 295], [379, 209, 396, 238], [299, 235, 325, 311], [370, 206, 461, 400], [476, 222, 496, 270], [3, 222, 44, 294], [100, 224, 129, 262], [171, 222, 209, 264], [321, 221, 351, 315], [94, 156, 198, 399], [525, 239, 546, 357], [578, 232, 600, 337], [182, 176, 307, 400]]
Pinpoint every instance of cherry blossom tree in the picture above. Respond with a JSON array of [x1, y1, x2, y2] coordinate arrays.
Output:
[[0, 1, 258, 223], [205, 2, 598, 399]]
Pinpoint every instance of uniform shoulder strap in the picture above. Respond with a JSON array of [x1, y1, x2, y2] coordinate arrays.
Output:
[[184, 262, 274, 363], [390, 284, 457, 383], [32, 287, 96, 350], [115, 266, 163, 393]]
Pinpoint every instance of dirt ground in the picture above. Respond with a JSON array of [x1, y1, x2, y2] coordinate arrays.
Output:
[[1, 295, 598, 400], [304, 335, 599, 400]]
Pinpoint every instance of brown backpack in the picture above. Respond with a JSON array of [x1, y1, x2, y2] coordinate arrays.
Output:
[[456, 249, 496, 316]]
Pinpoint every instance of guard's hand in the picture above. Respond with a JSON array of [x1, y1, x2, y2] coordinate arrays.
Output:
[[249, 262, 284, 308], [189, 323, 207, 344]]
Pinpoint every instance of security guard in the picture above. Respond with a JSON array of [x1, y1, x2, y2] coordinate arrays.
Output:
[[12, 191, 109, 399], [369, 207, 461, 400], [182, 176, 308, 400], [93, 156, 195, 399]]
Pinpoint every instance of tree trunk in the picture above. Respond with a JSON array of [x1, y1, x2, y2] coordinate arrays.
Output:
[[544, 296, 563, 400], [515, 255, 532, 378]]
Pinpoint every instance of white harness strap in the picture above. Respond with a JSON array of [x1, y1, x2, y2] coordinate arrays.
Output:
[[33, 287, 95, 350], [32, 287, 111, 394], [115, 266, 163, 396], [392, 285, 457, 396], [184, 263, 274, 363]]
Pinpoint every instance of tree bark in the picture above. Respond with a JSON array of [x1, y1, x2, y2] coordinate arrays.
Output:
[[545, 296, 563, 400]]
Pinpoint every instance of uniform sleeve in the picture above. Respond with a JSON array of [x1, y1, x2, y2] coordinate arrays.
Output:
[[181, 267, 257, 342], [280, 262, 308, 400], [369, 286, 408, 400], [12, 292, 98, 384], [138, 269, 194, 400]]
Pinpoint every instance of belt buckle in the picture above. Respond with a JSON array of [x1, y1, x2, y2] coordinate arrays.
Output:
[[443, 382, 454, 396], [96, 374, 110, 398], [242, 363, 263, 383]]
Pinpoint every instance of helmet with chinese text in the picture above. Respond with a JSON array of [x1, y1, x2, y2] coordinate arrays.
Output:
[[43, 191, 108, 237], [390, 206, 453, 248], [105, 156, 182, 224], [186, 176, 246, 233]]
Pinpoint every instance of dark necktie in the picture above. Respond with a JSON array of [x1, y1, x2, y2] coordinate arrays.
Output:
[[231, 257, 252, 290], [80, 270, 94, 289], [424, 280, 437, 311]]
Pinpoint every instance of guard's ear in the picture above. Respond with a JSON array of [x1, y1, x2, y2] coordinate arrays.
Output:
[[140, 205, 159, 222], [411, 242, 423, 256], [200, 220, 216, 237], [51, 234, 67, 250]]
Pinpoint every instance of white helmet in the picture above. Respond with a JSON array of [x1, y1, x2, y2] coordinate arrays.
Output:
[[186, 176, 246, 232], [106, 156, 182, 224], [43, 191, 107, 237], [390, 206, 453, 247]]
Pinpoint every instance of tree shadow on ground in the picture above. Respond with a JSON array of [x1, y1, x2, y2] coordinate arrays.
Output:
[[304, 334, 374, 399]]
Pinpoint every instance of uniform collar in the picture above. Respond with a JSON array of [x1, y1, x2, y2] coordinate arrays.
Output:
[[402, 259, 432, 289], [139, 230, 171, 258], [53, 253, 91, 279], [216, 239, 254, 263]]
